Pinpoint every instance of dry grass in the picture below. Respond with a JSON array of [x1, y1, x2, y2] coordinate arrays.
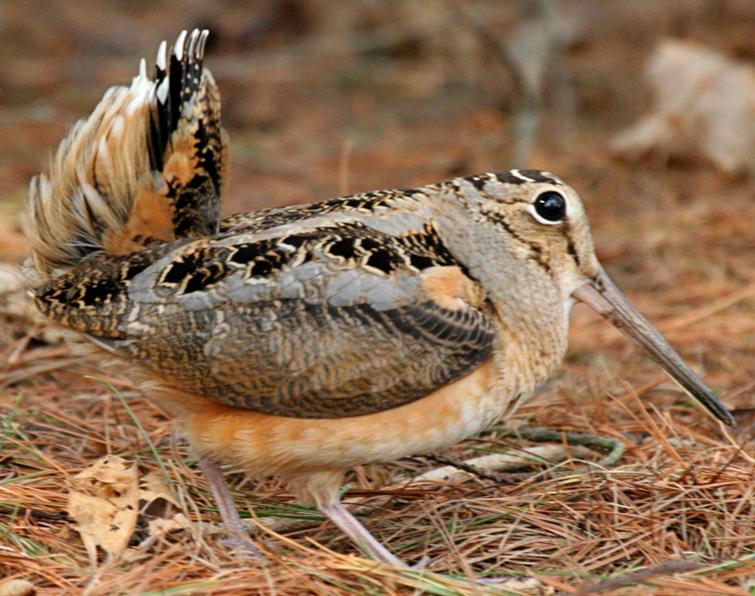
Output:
[[1, 1, 754, 593], [0, 291, 753, 594]]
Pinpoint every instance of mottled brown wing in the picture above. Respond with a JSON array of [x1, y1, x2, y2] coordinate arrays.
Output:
[[35, 223, 496, 418]]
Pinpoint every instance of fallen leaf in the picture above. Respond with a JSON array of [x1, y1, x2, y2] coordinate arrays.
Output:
[[139, 470, 179, 508], [67, 455, 138, 565], [139, 471, 192, 542], [0, 579, 35, 596], [147, 512, 192, 539], [610, 40, 755, 176], [0, 264, 65, 348]]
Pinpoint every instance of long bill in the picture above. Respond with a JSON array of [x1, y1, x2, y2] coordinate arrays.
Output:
[[572, 268, 735, 427]]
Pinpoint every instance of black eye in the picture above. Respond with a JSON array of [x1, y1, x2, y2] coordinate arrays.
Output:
[[533, 191, 566, 223]]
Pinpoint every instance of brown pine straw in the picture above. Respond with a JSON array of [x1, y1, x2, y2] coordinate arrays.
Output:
[[1, 167, 754, 593], [1, 1, 754, 592], [1, 334, 753, 595]]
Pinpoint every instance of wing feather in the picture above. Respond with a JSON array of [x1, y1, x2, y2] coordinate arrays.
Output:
[[35, 219, 496, 418]]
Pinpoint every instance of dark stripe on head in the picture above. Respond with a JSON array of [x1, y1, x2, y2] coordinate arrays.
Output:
[[480, 208, 550, 274], [565, 223, 582, 269]]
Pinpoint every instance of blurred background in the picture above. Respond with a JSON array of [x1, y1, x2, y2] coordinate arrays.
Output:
[[0, 0, 753, 397], [0, 4, 753, 588]]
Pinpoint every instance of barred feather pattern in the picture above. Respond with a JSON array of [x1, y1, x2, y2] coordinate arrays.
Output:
[[22, 29, 225, 283]]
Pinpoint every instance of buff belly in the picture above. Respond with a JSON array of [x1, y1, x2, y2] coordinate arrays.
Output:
[[169, 359, 515, 478]]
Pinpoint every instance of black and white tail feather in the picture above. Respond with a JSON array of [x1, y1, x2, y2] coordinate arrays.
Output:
[[23, 29, 227, 283]]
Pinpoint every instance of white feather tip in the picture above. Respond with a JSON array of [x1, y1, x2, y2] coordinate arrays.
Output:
[[187, 29, 200, 60], [175, 30, 188, 60], [156, 41, 167, 71], [198, 30, 209, 58]]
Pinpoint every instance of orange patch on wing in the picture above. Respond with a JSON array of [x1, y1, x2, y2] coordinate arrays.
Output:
[[103, 187, 175, 256], [163, 135, 198, 187], [420, 266, 485, 310]]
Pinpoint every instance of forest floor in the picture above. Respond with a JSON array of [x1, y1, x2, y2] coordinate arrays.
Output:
[[0, 2, 753, 594]]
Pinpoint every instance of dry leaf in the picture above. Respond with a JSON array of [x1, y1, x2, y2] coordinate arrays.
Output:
[[139, 470, 182, 528], [0, 266, 39, 328], [139, 471, 192, 541], [0, 579, 35, 596], [139, 470, 179, 508], [610, 40, 755, 175], [67, 455, 139, 565], [147, 512, 192, 539]]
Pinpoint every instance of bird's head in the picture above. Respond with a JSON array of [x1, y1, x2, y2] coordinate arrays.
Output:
[[463, 169, 734, 427]]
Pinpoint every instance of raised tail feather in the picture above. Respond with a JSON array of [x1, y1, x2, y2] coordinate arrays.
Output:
[[22, 29, 227, 282]]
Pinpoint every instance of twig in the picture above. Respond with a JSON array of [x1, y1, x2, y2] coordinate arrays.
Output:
[[659, 283, 755, 332], [0, 506, 69, 521], [573, 559, 707, 594], [448, 0, 563, 165], [338, 138, 353, 196], [500, 427, 626, 471], [418, 443, 595, 485], [0, 357, 88, 387]]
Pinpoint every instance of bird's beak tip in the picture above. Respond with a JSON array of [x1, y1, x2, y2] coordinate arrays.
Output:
[[571, 272, 735, 428]]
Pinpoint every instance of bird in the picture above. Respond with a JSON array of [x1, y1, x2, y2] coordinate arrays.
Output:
[[22, 29, 734, 567]]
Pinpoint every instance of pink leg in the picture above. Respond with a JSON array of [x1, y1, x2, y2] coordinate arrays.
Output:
[[195, 453, 263, 557], [319, 498, 407, 568]]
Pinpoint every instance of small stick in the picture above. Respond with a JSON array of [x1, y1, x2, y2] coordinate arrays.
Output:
[[338, 137, 354, 196], [575, 559, 707, 594]]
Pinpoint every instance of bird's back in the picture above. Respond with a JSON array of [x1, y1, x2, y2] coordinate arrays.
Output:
[[33, 181, 499, 418]]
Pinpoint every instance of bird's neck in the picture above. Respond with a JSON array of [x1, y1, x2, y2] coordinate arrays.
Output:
[[431, 196, 570, 395]]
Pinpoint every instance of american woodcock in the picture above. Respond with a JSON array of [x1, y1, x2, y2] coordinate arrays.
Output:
[[23, 30, 734, 567]]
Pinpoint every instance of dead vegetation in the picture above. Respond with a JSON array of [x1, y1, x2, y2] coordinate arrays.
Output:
[[0, 1, 753, 594]]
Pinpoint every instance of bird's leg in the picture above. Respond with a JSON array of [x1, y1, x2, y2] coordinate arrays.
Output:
[[294, 470, 412, 567], [319, 497, 407, 568], [195, 452, 263, 557]]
